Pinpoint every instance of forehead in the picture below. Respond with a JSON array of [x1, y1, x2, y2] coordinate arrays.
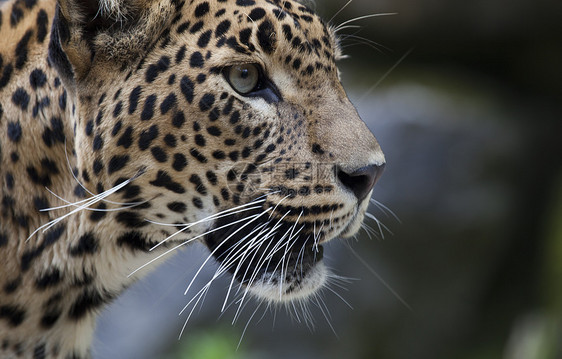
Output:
[[174, 0, 339, 70]]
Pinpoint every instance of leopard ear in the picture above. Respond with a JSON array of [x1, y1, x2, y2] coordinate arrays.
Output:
[[49, 0, 175, 85]]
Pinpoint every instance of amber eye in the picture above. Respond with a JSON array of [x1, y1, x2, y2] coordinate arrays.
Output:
[[227, 64, 260, 94]]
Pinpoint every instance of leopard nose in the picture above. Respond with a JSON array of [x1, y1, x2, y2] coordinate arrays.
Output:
[[337, 164, 385, 202]]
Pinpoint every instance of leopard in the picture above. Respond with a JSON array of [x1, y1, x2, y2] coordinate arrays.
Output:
[[0, 0, 385, 357]]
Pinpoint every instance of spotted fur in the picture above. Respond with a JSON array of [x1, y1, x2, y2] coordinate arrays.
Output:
[[0, 0, 385, 357]]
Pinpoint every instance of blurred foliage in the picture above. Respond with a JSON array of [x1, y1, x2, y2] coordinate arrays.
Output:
[[164, 328, 255, 359]]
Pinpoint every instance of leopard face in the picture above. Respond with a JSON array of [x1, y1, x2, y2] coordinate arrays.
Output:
[[53, 0, 384, 301], [0, 0, 384, 356]]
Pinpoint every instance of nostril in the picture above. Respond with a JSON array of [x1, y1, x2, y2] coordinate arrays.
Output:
[[337, 164, 385, 202]]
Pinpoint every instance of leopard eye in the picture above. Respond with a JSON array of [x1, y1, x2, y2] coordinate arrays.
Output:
[[227, 64, 260, 94]]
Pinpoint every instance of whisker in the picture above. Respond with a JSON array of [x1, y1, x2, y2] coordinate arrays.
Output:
[[358, 47, 414, 104], [128, 212, 265, 278], [347, 244, 413, 312], [369, 198, 402, 223], [328, 0, 353, 24], [334, 13, 398, 32], [27, 175, 138, 241]]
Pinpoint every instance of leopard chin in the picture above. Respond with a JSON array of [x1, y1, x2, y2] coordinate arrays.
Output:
[[202, 203, 333, 302]]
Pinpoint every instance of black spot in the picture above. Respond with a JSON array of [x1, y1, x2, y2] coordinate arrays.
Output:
[[190, 51, 204, 68], [292, 58, 301, 70], [0, 305, 26, 327], [40, 309, 61, 329], [190, 20, 204, 33], [35, 268, 62, 290], [115, 211, 149, 228], [0, 64, 13, 89], [220, 188, 230, 201], [208, 107, 220, 121], [215, 20, 231, 38], [172, 111, 186, 128], [29, 69, 47, 89], [192, 197, 204, 209], [145, 64, 159, 83], [282, 25, 293, 42], [10, 3, 24, 27], [15, 30, 33, 69], [212, 150, 226, 159], [195, 134, 206, 146], [189, 174, 207, 195], [194, 2, 210, 17], [172, 153, 188, 171], [68, 289, 106, 319], [5, 173, 14, 190], [33, 196, 49, 211], [70, 232, 99, 256], [123, 185, 141, 199], [36, 9, 48, 42], [164, 134, 177, 147], [92, 134, 103, 151], [138, 125, 159, 150], [107, 155, 130, 174], [239, 28, 252, 48], [117, 231, 159, 252], [180, 76, 194, 103], [207, 126, 222, 137], [236, 0, 255, 6], [160, 93, 177, 114], [59, 90, 67, 110], [141, 94, 156, 121], [85, 120, 93, 136], [249, 8, 266, 20], [113, 101, 123, 118], [95, 109, 104, 125], [7, 122, 22, 142], [177, 20, 191, 34], [129, 86, 142, 114], [149, 170, 186, 193], [92, 159, 103, 175], [196, 73, 207, 84], [190, 148, 208, 163], [89, 203, 107, 222], [199, 93, 215, 111], [11, 88, 30, 110], [4, 277, 22, 294], [46, 117, 65, 145], [151, 146, 167, 162], [311, 143, 325, 154], [228, 151, 239, 161], [176, 45, 187, 63], [117, 126, 134, 148], [167, 201, 187, 213], [24, 0, 37, 9], [197, 29, 212, 47], [257, 20, 276, 54]]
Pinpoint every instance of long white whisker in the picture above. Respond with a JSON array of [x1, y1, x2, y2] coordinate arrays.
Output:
[[128, 213, 264, 278], [369, 198, 402, 223], [335, 13, 398, 32], [183, 208, 273, 295], [328, 0, 353, 24]]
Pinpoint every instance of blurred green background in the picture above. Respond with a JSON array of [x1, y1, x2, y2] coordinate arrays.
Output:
[[94, 0, 562, 358]]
